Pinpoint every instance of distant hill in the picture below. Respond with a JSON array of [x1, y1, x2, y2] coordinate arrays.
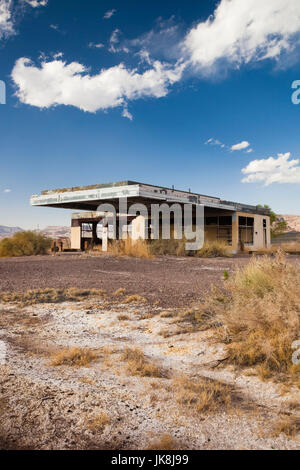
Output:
[[0, 225, 23, 238], [39, 226, 71, 239], [0, 225, 70, 240], [278, 215, 300, 233]]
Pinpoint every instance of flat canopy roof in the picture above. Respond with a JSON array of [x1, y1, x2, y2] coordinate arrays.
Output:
[[30, 180, 270, 216]]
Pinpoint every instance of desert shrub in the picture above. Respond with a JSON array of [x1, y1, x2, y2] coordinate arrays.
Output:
[[175, 302, 218, 331], [50, 347, 98, 367], [149, 238, 187, 256], [0, 231, 51, 257], [109, 238, 232, 258], [273, 416, 300, 437], [198, 240, 232, 258], [123, 294, 146, 304], [172, 375, 231, 413], [201, 252, 300, 382], [109, 238, 151, 259], [0, 287, 106, 305], [121, 346, 165, 378]]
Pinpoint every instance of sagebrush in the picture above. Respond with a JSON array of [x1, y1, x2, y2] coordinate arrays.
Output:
[[197, 252, 300, 383], [0, 231, 51, 257]]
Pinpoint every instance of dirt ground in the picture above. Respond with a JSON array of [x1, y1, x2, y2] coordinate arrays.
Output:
[[0, 252, 266, 308], [0, 254, 300, 450]]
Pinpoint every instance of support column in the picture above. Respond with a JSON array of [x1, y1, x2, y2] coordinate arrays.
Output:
[[102, 227, 108, 252], [71, 219, 81, 250], [232, 212, 239, 254]]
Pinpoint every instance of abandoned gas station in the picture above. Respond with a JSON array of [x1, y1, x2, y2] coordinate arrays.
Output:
[[30, 181, 271, 254]]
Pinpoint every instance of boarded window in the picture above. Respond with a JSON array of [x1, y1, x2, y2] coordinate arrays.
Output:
[[239, 216, 254, 245]]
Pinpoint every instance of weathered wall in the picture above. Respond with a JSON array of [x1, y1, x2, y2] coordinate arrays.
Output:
[[236, 212, 271, 251], [71, 226, 81, 250]]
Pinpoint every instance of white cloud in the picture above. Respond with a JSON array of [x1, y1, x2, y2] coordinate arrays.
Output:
[[103, 9, 116, 20], [0, 0, 14, 40], [109, 28, 120, 52], [124, 16, 183, 62], [231, 141, 250, 151], [205, 138, 225, 148], [0, 0, 48, 41], [242, 152, 300, 185], [10, 1, 300, 117], [183, 0, 300, 72], [24, 0, 48, 7], [108, 28, 129, 53], [12, 57, 185, 113], [88, 42, 104, 49], [3, 188, 11, 193], [246, 148, 253, 153], [53, 51, 63, 59], [122, 106, 133, 121]]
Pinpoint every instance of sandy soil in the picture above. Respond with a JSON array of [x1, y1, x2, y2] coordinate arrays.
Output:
[[0, 276, 300, 449]]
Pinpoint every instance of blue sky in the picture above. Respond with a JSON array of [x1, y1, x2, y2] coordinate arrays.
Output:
[[1, 0, 300, 229]]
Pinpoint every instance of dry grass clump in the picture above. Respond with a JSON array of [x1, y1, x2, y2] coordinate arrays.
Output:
[[113, 288, 126, 297], [160, 310, 176, 318], [87, 412, 110, 431], [204, 252, 300, 382], [175, 302, 219, 331], [198, 240, 232, 258], [149, 238, 187, 257], [109, 238, 152, 259], [121, 347, 165, 378], [124, 294, 146, 304], [139, 311, 157, 320], [273, 415, 300, 437], [50, 347, 98, 367], [0, 287, 106, 306], [173, 375, 231, 413], [0, 231, 51, 257], [147, 434, 177, 450], [117, 314, 130, 321], [272, 242, 300, 255], [78, 377, 95, 385]]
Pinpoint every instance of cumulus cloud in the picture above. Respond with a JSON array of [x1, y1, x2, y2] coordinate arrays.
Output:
[[231, 141, 250, 151], [3, 188, 11, 193], [183, 0, 300, 72], [103, 9, 116, 20], [10, 0, 300, 117], [242, 152, 300, 185], [0, 0, 48, 41], [12, 57, 185, 113], [0, 0, 14, 40]]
